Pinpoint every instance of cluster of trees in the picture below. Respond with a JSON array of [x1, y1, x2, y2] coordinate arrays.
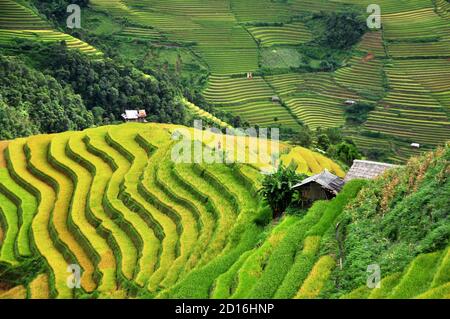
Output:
[[0, 54, 94, 140], [31, 0, 89, 25], [293, 126, 361, 166], [35, 43, 186, 125], [0, 41, 191, 140], [313, 11, 367, 50], [344, 102, 375, 124]]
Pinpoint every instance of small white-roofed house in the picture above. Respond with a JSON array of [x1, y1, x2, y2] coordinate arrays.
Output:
[[121, 110, 147, 122]]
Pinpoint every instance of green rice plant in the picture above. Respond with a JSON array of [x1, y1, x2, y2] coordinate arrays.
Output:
[[86, 129, 158, 288], [430, 247, 450, 288], [25, 136, 98, 292], [231, 216, 299, 298], [295, 255, 336, 299], [156, 223, 262, 299], [246, 201, 328, 298], [172, 163, 234, 268], [248, 22, 312, 47], [204, 75, 299, 129], [274, 236, 322, 299], [389, 250, 443, 299], [66, 130, 134, 293], [49, 133, 117, 293], [6, 138, 69, 298], [340, 286, 372, 299], [109, 125, 198, 288], [415, 282, 450, 299], [367, 273, 402, 299], [211, 250, 253, 299], [231, 0, 291, 23], [0, 169, 36, 258], [157, 156, 214, 277], [112, 128, 180, 292], [0, 1, 101, 56], [136, 141, 187, 291], [0, 191, 19, 264]]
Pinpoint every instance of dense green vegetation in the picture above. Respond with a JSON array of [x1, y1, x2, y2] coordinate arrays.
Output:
[[259, 164, 307, 218], [344, 102, 376, 125], [0, 54, 93, 139], [332, 145, 450, 295], [31, 0, 90, 25], [36, 44, 185, 124], [313, 11, 367, 50]]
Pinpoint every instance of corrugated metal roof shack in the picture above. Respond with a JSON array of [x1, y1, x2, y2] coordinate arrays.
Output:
[[292, 170, 345, 205]]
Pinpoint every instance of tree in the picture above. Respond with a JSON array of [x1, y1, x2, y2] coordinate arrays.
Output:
[[316, 11, 367, 50], [259, 164, 307, 219], [344, 102, 375, 124], [294, 126, 313, 148], [366, 148, 389, 161], [317, 134, 331, 151], [0, 98, 37, 140], [334, 142, 361, 166], [0, 54, 93, 139], [324, 127, 342, 145]]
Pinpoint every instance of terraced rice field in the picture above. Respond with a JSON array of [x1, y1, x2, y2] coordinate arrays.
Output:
[[182, 99, 232, 129], [247, 22, 312, 47], [266, 73, 357, 129], [103, 0, 259, 74], [85, 0, 449, 157], [0, 0, 101, 56], [230, 0, 292, 23], [0, 123, 343, 298], [204, 75, 300, 129], [364, 59, 450, 146]]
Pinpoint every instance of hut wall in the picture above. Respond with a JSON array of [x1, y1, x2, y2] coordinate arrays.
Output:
[[301, 183, 328, 201]]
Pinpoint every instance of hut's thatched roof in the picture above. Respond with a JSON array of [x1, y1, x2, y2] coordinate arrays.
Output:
[[292, 169, 345, 195], [344, 160, 398, 182]]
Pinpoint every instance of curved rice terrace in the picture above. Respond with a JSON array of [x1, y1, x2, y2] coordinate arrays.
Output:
[[0, 0, 101, 56], [1, 123, 447, 299], [0, 123, 346, 298]]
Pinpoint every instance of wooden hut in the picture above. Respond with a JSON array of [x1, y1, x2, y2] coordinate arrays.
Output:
[[292, 169, 345, 205]]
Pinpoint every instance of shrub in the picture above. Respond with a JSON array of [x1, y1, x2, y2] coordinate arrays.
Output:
[[258, 164, 307, 219], [253, 204, 273, 227]]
